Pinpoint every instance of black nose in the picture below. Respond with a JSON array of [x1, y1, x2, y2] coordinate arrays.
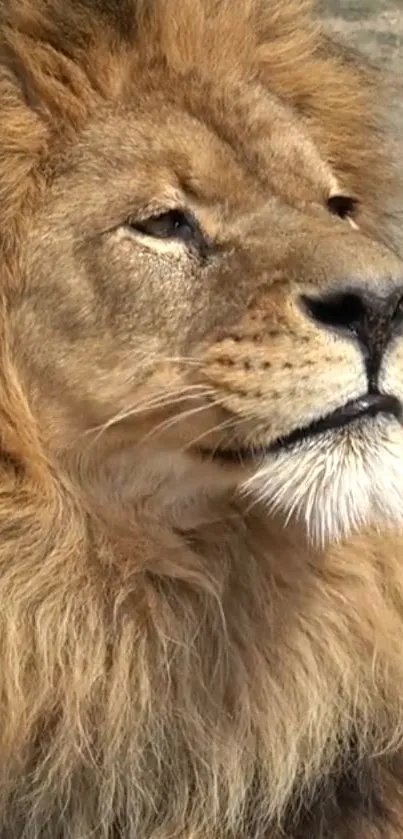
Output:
[[301, 287, 403, 388]]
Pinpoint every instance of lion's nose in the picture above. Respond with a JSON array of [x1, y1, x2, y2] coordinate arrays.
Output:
[[301, 287, 403, 388]]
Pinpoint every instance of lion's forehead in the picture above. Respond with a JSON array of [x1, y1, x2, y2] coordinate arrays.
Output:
[[46, 77, 338, 231]]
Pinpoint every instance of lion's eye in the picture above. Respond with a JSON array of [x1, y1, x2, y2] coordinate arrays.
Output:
[[130, 209, 200, 243], [327, 195, 358, 220]]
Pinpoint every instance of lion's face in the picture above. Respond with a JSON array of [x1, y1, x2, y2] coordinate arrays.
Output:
[[7, 42, 403, 545]]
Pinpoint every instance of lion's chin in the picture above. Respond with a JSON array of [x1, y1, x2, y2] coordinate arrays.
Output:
[[242, 415, 403, 547]]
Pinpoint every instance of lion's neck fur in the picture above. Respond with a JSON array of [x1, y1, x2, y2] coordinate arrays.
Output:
[[0, 459, 402, 837]]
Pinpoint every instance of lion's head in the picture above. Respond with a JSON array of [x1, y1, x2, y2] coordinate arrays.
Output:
[[1, 0, 403, 548], [1, 0, 403, 551]]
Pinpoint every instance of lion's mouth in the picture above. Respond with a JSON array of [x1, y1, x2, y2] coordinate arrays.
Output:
[[199, 392, 402, 464]]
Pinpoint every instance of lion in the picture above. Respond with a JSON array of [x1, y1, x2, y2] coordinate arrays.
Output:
[[0, 0, 403, 835]]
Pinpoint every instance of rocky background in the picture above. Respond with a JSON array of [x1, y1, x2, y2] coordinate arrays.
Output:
[[321, 0, 403, 131]]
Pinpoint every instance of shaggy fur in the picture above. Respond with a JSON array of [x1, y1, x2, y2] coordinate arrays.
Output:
[[0, 0, 403, 837]]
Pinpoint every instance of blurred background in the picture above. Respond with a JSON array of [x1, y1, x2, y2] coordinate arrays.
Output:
[[321, 0, 403, 130]]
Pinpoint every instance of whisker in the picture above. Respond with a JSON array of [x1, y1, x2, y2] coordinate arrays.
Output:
[[136, 388, 252, 450], [180, 417, 240, 453], [83, 385, 214, 445], [136, 400, 223, 447], [156, 356, 202, 367]]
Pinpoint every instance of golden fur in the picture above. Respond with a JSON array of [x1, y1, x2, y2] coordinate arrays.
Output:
[[0, 0, 402, 836]]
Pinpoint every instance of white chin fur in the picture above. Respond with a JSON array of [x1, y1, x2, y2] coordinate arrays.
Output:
[[243, 417, 403, 547]]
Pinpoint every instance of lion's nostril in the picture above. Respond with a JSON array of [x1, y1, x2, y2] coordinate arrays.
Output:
[[300, 292, 366, 333], [300, 286, 403, 390]]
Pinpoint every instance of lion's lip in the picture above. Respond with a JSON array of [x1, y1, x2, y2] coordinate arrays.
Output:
[[199, 392, 402, 464]]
